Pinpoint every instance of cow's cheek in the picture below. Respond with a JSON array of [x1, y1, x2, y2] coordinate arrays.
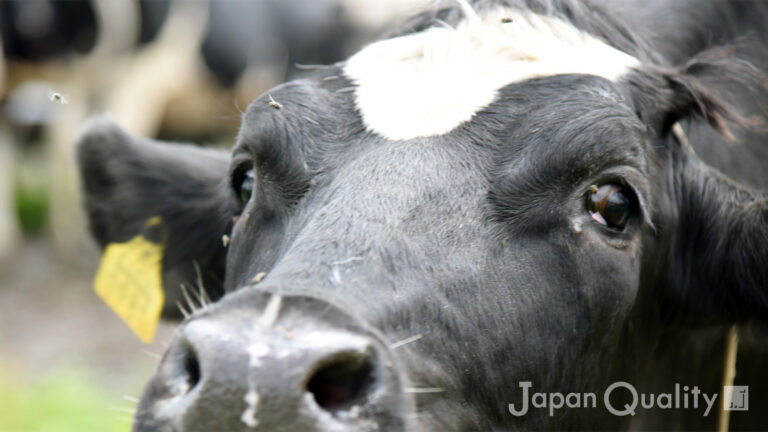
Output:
[[575, 231, 642, 327]]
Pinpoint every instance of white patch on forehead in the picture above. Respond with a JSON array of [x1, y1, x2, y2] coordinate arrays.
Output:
[[343, 7, 640, 141]]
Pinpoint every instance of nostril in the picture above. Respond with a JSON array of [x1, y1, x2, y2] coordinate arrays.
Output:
[[306, 353, 376, 412], [181, 343, 201, 393]]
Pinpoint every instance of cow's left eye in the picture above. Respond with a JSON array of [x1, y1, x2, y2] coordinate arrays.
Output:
[[237, 168, 255, 204], [586, 184, 636, 230]]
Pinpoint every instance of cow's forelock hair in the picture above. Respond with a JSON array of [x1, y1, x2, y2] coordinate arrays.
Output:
[[391, 0, 662, 64]]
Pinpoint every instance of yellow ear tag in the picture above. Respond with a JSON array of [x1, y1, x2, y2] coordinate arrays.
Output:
[[94, 217, 164, 343]]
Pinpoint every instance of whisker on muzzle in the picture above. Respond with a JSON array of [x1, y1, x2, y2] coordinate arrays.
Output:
[[177, 301, 191, 319], [390, 334, 423, 349], [192, 260, 211, 307], [404, 387, 445, 394], [142, 349, 162, 360], [108, 405, 137, 414], [180, 283, 200, 314], [123, 395, 140, 404]]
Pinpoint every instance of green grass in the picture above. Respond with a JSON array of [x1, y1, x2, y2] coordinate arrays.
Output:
[[13, 172, 50, 236], [0, 367, 132, 432]]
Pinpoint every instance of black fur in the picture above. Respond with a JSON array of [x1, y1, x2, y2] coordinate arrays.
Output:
[[77, 118, 233, 318], [77, 1, 768, 430], [669, 144, 768, 324]]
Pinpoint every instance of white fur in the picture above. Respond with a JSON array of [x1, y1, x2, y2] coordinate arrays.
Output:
[[240, 389, 260, 428], [260, 294, 282, 327], [343, 7, 640, 141]]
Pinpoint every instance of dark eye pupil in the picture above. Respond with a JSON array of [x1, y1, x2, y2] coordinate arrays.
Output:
[[603, 191, 631, 228], [587, 184, 634, 230], [239, 168, 255, 204]]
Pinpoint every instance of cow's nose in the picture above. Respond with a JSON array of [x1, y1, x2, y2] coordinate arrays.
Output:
[[134, 293, 410, 432]]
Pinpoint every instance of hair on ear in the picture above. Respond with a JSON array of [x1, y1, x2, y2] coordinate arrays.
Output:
[[623, 45, 763, 138]]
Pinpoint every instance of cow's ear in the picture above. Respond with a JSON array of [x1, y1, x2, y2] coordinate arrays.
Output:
[[664, 139, 768, 327], [77, 118, 235, 320], [623, 47, 757, 138], [624, 49, 768, 326]]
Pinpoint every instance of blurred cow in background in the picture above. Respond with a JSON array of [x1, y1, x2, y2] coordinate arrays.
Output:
[[0, 0, 429, 261]]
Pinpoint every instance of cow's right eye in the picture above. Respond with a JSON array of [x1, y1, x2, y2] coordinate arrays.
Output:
[[586, 183, 637, 230], [237, 168, 255, 204]]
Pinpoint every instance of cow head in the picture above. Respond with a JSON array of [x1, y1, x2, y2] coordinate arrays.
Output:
[[78, 3, 767, 431]]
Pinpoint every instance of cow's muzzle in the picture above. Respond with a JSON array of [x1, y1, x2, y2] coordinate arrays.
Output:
[[132, 291, 411, 431]]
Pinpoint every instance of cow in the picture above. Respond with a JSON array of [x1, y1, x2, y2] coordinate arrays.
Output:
[[0, 0, 405, 259], [77, 0, 768, 430]]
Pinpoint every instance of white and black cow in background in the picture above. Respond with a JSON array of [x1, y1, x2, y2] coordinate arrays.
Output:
[[0, 0, 420, 258], [77, 0, 768, 430]]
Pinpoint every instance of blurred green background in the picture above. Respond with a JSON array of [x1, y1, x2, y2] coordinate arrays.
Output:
[[0, 367, 133, 432]]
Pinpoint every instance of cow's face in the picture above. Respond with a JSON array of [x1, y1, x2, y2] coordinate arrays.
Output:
[[78, 6, 767, 432]]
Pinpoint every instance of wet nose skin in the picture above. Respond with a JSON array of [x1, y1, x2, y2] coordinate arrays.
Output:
[[133, 292, 411, 432]]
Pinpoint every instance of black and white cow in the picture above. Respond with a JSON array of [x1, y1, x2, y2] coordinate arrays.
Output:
[[0, 0, 352, 84], [77, 0, 768, 430]]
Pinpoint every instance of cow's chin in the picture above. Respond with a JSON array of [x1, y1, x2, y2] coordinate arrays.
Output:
[[131, 290, 416, 432]]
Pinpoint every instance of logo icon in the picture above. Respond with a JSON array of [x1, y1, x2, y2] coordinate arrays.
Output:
[[724, 386, 748, 411]]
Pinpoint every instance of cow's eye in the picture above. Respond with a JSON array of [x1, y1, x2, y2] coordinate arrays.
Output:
[[586, 184, 636, 230], [237, 168, 255, 204]]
